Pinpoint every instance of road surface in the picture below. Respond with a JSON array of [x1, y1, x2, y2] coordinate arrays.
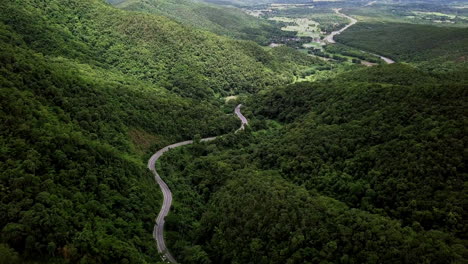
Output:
[[235, 104, 248, 132], [376, 54, 395, 64], [148, 104, 248, 263], [324, 8, 357, 44], [324, 8, 395, 64]]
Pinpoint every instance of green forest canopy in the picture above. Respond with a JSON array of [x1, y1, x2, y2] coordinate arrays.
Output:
[[0, 0, 467, 263]]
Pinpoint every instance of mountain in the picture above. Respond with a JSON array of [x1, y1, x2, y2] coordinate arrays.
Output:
[[108, 0, 292, 45], [1, 0, 466, 263], [200, 0, 367, 6], [0, 0, 321, 262], [2, 0, 320, 99], [157, 63, 468, 263], [336, 22, 468, 62]]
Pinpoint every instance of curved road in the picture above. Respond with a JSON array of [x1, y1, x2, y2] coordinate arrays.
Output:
[[375, 54, 395, 64], [148, 104, 248, 263], [324, 8, 395, 64], [324, 8, 357, 44], [235, 104, 248, 132]]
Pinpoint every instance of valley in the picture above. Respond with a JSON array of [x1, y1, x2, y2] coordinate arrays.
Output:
[[323, 8, 357, 44], [243, 2, 399, 66], [148, 105, 248, 263], [0, 0, 466, 264]]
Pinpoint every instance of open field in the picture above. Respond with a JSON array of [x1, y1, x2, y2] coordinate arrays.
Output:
[[268, 17, 321, 38], [260, 5, 349, 33], [346, 4, 468, 27]]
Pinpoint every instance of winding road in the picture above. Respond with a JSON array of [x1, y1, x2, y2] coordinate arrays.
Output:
[[235, 104, 248, 132], [324, 8, 357, 44], [148, 104, 248, 263], [375, 54, 395, 64], [324, 8, 395, 64]]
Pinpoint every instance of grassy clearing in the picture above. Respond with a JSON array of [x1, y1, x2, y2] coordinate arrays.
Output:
[[346, 5, 468, 27], [268, 17, 321, 38]]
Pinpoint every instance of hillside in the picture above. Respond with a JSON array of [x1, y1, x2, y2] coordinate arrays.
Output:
[[0, 0, 322, 262], [202, 0, 310, 6], [2, 0, 321, 98], [336, 22, 468, 62], [109, 0, 293, 45], [1, 0, 467, 263], [0, 27, 238, 264], [157, 63, 468, 263]]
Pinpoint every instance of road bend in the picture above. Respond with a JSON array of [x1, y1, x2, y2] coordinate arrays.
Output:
[[324, 8, 395, 64], [148, 104, 248, 263], [324, 8, 357, 44]]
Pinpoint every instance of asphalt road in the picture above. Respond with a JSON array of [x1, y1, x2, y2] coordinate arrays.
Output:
[[235, 104, 248, 132], [376, 54, 395, 64], [324, 8, 357, 44], [324, 9, 395, 64], [148, 104, 248, 263]]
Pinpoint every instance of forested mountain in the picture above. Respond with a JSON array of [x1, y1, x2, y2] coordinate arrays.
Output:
[[0, 1, 235, 262], [1, 0, 467, 263], [0, 33, 227, 264], [203, 0, 461, 6], [158, 63, 467, 263], [337, 22, 468, 62], [2, 0, 320, 98], [202, 0, 310, 6], [0, 0, 321, 262], [108, 0, 293, 45]]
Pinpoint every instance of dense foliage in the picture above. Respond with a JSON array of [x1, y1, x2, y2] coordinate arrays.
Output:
[[323, 44, 382, 64], [1, 0, 321, 98], [110, 0, 294, 45], [0, 0, 324, 261], [157, 63, 467, 263], [262, 5, 349, 34], [252, 65, 467, 236], [0, 20, 243, 262], [336, 22, 468, 62], [0, 0, 310, 262], [1, 0, 467, 263]]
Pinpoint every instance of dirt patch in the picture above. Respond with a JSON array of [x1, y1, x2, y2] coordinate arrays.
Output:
[[361, 61, 378, 67], [129, 128, 161, 154], [455, 56, 467, 63], [225, 96, 239, 102]]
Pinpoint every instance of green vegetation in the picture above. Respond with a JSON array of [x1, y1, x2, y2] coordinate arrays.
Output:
[[252, 65, 467, 237], [263, 5, 349, 34], [109, 0, 294, 45], [323, 44, 382, 64], [248, 4, 350, 50], [202, 0, 278, 6], [337, 22, 468, 62], [0, 0, 323, 262], [1, 0, 322, 99], [0, 20, 239, 264], [268, 17, 320, 38], [346, 3, 468, 26], [1, 0, 467, 263], [157, 63, 467, 263]]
